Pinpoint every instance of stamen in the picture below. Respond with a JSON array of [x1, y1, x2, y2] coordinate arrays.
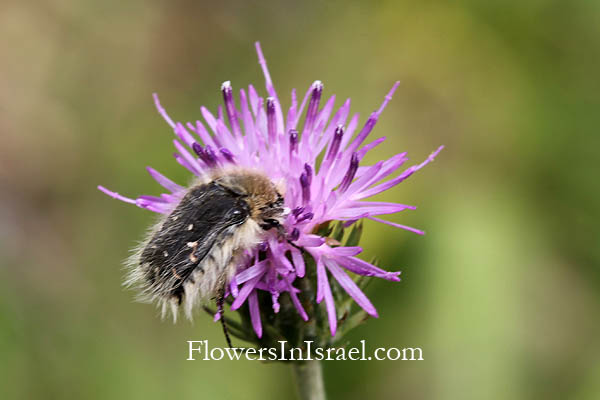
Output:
[[192, 142, 203, 157], [289, 129, 298, 153], [266, 97, 277, 142], [302, 81, 323, 135], [220, 148, 235, 163], [326, 125, 344, 161], [289, 228, 300, 241], [300, 173, 311, 204], [339, 152, 359, 192], [304, 163, 313, 186], [193, 142, 218, 168], [348, 112, 377, 153], [296, 212, 314, 223], [292, 206, 305, 218], [204, 145, 218, 167], [221, 81, 241, 137]]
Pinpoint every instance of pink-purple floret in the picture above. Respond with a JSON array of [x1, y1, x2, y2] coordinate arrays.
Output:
[[98, 42, 443, 337]]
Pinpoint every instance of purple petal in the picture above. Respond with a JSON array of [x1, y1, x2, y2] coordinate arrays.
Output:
[[324, 258, 378, 317], [231, 274, 262, 310], [357, 137, 386, 159], [368, 216, 425, 235], [334, 256, 401, 281], [135, 197, 171, 214], [269, 238, 294, 272], [296, 234, 325, 247], [316, 258, 337, 335], [347, 82, 399, 153], [328, 246, 363, 257], [239, 88, 255, 139], [153, 93, 175, 129], [248, 291, 263, 338], [234, 260, 268, 285], [229, 276, 239, 298], [97, 186, 136, 204], [255, 42, 284, 132], [173, 139, 202, 175], [286, 88, 298, 132], [356, 145, 444, 199], [315, 257, 325, 303], [290, 247, 306, 277], [146, 167, 183, 193], [286, 281, 309, 321]]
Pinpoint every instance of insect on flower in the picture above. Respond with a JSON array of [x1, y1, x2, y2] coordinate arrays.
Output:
[[135, 169, 288, 319], [99, 42, 443, 341]]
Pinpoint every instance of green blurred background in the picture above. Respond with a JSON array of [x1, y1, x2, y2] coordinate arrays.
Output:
[[1, 0, 599, 399]]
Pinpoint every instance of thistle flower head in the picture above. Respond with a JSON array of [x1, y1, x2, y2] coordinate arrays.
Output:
[[99, 43, 442, 339]]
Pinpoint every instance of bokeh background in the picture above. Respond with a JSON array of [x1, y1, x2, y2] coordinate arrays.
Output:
[[1, 1, 599, 399]]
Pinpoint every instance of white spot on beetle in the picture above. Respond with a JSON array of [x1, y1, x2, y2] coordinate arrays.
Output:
[[187, 224, 194, 231]]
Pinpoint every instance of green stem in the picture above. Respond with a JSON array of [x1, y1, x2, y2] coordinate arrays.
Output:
[[292, 360, 326, 400]]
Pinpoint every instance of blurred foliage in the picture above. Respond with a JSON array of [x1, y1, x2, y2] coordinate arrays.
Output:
[[1, 0, 599, 399]]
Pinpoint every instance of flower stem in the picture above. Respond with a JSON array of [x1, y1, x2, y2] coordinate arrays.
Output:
[[292, 360, 326, 400]]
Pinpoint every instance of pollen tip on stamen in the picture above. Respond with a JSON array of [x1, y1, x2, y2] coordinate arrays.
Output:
[[303, 81, 324, 134], [367, 111, 379, 124], [204, 145, 218, 165], [266, 97, 276, 114], [191, 142, 203, 157], [289, 228, 300, 241], [289, 129, 298, 152], [327, 125, 345, 160], [304, 163, 313, 182], [300, 173, 309, 188], [221, 80, 232, 90], [220, 148, 235, 163], [266, 97, 277, 139], [297, 212, 314, 222], [300, 172, 311, 204]]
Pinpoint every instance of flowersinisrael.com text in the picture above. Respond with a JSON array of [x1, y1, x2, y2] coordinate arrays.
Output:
[[187, 340, 424, 361]]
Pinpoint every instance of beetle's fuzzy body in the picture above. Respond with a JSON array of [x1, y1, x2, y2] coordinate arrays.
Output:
[[125, 168, 286, 320]]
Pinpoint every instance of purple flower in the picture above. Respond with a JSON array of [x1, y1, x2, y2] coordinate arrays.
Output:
[[99, 43, 443, 337]]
